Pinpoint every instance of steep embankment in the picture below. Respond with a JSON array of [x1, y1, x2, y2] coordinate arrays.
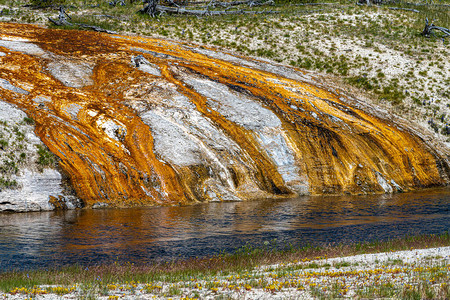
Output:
[[0, 22, 449, 211]]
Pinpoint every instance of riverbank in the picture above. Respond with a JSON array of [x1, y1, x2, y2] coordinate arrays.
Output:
[[0, 233, 449, 299]]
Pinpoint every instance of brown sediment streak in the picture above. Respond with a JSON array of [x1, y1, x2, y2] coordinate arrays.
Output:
[[0, 22, 448, 207], [0, 24, 187, 206]]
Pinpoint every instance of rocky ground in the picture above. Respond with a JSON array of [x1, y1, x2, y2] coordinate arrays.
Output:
[[0, 246, 448, 299]]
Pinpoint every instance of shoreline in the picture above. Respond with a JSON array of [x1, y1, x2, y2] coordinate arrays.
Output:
[[1, 246, 449, 299], [1, 233, 449, 299]]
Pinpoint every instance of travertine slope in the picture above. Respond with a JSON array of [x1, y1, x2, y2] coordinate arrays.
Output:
[[0, 22, 448, 209]]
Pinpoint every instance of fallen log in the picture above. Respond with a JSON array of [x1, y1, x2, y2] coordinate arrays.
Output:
[[292, 2, 335, 5], [48, 7, 116, 34], [141, 3, 277, 16], [388, 7, 420, 12], [210, 0, 274, 8], [157, 5, 276, 14], [421, 18, 450, 38]]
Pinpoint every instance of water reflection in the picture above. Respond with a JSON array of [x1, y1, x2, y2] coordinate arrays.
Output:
[[1, 188, 449, 271]]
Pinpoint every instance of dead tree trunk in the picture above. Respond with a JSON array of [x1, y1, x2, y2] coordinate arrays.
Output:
[[48, 6, 71, 26], [141, 0, 159, 16]]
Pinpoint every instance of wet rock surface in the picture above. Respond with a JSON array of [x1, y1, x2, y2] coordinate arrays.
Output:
[[0, 22, 449, 209]]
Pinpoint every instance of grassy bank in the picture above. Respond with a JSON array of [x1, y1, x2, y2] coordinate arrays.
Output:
[[0, 232, 449, 298]]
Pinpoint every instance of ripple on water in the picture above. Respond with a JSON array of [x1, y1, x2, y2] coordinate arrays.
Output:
[[0, 187, 449, 271]]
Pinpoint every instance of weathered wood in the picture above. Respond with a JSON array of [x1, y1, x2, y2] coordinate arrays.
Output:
[[209, 0, 274, 8], [48, 7, 116, 34], [388, 7, 420, 12], [390, 1, 449, 7], [77, 24, 117, 34], [357, 0, 383, 5], [47, 6, 71, 26], [292, 2, 334, 5], [141, 0, 159, 16], [154, 4, 276, 15], [421, 18, 450, 38], [109, 0, 126, 6]]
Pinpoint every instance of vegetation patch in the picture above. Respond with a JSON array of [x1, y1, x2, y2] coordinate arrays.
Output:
[[35, 144, 56, 170]]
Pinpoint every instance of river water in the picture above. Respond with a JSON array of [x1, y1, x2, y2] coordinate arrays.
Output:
[[1, 188, 449, 271]]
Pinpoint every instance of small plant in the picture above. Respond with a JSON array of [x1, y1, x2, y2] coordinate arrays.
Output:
[[0, 139, 8, 149], [0, 177, 18, 189], [333, 261, 351, 268], [35, 144, 56, 170], [22, 117, 34, 125]]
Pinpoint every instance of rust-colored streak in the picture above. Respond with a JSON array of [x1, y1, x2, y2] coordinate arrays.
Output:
[[160, 65, 290, 195], [181, 62, 444, 194], [0, 23, 448, 207]]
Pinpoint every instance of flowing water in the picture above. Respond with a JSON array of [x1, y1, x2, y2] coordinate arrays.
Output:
[[1, 188, 449, 271]]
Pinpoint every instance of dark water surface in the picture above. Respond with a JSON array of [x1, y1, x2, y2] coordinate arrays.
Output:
[[1, 188, 449, 271]]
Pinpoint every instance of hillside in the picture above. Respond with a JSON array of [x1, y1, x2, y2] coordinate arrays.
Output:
[[0, 1, 449, 211]]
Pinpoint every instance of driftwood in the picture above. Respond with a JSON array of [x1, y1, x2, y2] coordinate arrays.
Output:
[[388, 7, 419, 12], [48, 7, 117, 34], [421, 18, 450, 38]]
